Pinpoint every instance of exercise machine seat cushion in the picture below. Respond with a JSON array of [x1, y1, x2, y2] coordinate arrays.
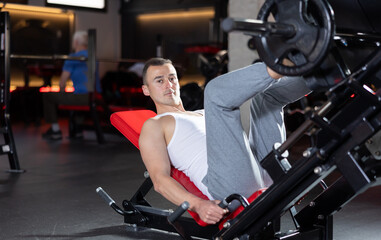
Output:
[[110, 110, 265, 228]]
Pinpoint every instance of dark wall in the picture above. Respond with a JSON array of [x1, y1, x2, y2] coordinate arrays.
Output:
[[9, 11, 71, 55], [135, 10, 213, 61], [121, 0, 216, 14], [5, 0, 28, 3], [328, 0, 381, 34], [121, 0, 227, 62]]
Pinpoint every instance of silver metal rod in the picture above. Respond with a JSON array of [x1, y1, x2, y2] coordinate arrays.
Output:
[[11, 55, 145, 64], [222, 17, 296, 38], [98, 58, 144, 63], [10, 54, 87, 61], [278, 101, 333, 154]]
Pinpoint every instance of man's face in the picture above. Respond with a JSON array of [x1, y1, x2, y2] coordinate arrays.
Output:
[[142, 63, 181, 107]]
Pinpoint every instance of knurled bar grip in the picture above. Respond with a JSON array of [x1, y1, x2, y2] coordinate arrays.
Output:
[[167, 201, 189, 223], [96, 187, 115, 206]]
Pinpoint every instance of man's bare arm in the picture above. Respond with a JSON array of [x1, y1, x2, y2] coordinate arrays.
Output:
[[139, 118, 226, 224]]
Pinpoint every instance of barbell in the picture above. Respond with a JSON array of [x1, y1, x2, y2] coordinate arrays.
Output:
[[10, 54, 87, 61], [10, 54, 142, 63], [222, 0, 334, 76]]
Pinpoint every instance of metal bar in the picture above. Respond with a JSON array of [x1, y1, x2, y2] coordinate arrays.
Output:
[[127, 205, 218, 239], [0, 12, 23, 172], [86, 29, 105, 144], [221, 17, 296, 37], [98, 58, 144, 63], [167, 202, 195, 240], [261, 151, 287, 182], [278, 101, 333, 154], [335, 31, 381, 42], [87, 29, 96, 92], [11, 55, 146, 63], [10, 54, 87, 61], [130, 177, 153, 205], [90, 100, 105, 144]]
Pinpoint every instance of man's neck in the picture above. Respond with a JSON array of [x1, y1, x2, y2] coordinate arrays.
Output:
[[156, 104, 186, 115]]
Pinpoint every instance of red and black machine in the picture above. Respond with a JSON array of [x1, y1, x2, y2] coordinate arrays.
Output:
[[97, 0, 381, 239]]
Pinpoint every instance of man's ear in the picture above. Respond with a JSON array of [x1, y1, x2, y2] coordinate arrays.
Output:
[[142, 85, 150, 96]]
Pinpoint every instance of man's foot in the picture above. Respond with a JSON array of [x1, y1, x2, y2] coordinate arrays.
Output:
[[42, 128, 62, 140]]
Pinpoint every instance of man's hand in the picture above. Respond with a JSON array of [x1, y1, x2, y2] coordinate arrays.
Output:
[[193, 199, 228, 224]]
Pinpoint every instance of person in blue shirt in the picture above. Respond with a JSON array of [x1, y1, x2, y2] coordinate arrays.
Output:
[[42, 30, 101, 140]]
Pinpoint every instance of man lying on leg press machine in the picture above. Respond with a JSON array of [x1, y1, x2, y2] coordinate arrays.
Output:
[[138, 57, 310, 224]]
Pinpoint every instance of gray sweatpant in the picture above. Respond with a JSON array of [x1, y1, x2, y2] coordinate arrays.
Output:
[[202, 63, 310, 200]]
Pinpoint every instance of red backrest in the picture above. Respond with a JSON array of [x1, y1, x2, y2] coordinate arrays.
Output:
[[110, 110, 156, 149], [110, 110, 265, 228]]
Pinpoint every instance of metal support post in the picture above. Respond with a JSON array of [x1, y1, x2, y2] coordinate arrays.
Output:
[[0, 12, 23, 173]]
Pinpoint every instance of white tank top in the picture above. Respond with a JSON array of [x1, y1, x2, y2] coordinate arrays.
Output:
[[156, 110, 213, 200]]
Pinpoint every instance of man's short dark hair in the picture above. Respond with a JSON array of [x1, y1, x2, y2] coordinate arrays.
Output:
[[142, 58, 173, 85]]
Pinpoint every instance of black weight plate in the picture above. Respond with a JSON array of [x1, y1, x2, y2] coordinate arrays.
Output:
[[254, 0, 335, 76]]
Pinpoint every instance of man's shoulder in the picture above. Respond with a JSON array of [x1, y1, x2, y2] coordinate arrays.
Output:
[[140, 115, 175, 143], [141, 117, 159, 130], [142, 115, 173, 132], [140, 118, 161, 145]]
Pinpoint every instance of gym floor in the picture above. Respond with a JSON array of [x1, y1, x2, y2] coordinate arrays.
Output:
[[0, 120, 380, 240]]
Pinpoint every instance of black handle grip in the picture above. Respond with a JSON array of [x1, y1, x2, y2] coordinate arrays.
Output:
[[96, 187, 115, 206], [168, 201, 189, 223], [218, 193, 250, 210], [218, 199, 229, 209]]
